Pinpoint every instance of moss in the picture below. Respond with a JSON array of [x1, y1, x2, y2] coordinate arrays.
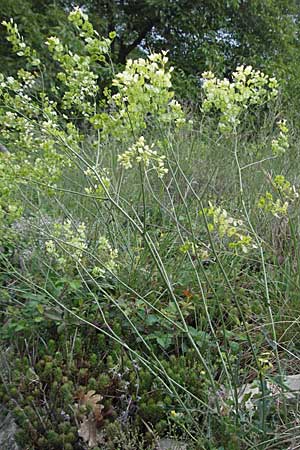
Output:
[[15, 430, 30, 445], [0, 326, 208, 449], [64, 444, 73, 450], [64, 431, 76, 443], [46, 430, 61, 446], [88, 377, 98, 390]]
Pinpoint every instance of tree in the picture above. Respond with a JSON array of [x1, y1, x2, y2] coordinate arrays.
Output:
[[0, 0, 68, 74], [0, 0, 299, 99]]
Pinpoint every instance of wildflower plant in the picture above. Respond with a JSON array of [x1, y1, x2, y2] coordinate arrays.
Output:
[[258, 175, 299, 217], [45, 220, 118, 277], [201, 66, 292, 436], [91, 52, 185, 139], [0, 8, 183, 239], [46, 7, 113, 117], [1, 8, 298, 450], [2, 18, 41, 66], [0, 9, 114, 244], [202, 202, 256, 253], [118, 136, 168, 178], [271, 119, 289, 155], [202, 65, 279, 134]]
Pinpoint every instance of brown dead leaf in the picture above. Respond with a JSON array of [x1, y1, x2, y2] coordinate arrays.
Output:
[[76, 389, 106, 446], [81, 390, 103, 409], [78, 390, 104, 424], [78, 416, 98, 448]]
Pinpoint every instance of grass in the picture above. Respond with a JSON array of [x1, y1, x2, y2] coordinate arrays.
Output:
[[1, 80, 300, 449]]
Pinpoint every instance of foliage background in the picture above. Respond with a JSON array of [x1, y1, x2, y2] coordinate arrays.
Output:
[[1, 0, 300, 101], [1, 2, 300, 450]]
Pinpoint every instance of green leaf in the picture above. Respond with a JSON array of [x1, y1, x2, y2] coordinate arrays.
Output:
[[34, 316, 44, 323], [145, 314, 159, 325], [36, 304, 44, 315], [69, 279, 82, 290], [156, 334, 172, 349]]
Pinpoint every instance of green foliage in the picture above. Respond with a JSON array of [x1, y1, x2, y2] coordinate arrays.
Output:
[[202, 65, 279, 133], [1, 0, 300, 105], [258, 175, 299, 218], [1, 6, 300, 450], [202, 203, 255, 253], [0, 0, 68, 75], [91, 51, 185, 139], [45, 220, 118, 278], [46, 8, 113, 117]]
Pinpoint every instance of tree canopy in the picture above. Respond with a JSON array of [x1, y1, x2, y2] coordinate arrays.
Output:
[[0, 0, 299, 98]]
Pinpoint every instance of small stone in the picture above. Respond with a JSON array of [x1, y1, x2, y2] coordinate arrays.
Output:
[[157, 438, 187, 450], [0, 406, 19, 450]]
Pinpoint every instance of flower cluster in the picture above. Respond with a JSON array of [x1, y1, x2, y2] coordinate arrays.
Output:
[[0, 10, 116, 249], [258, 175, 298, 217], [203, 203, 255, 253], [46, 7, 113, 117], [271, 120, 289, 155], [45, 221, 88, 268], [118, 136, 168, 178], [0, 106, 70, 190], [45, 220, 118, 276], [202, 65, 278, 133], [92, 236, 119, 278], [91, 52, 185, 139], [1, 19, 40, 66]]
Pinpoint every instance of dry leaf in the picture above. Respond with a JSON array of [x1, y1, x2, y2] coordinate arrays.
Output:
[[78, 390, 104, 423], [81, 390, 103, 409], [77, 390, 106, 447], [78, 416, 98, 448]]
